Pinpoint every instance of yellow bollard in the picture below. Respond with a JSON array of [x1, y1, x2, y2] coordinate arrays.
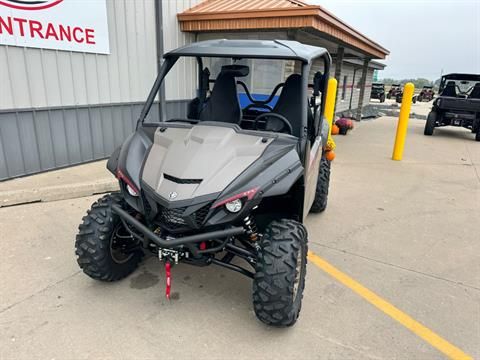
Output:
[[324, 78, 338, 151], [392, 82, 415, 161]]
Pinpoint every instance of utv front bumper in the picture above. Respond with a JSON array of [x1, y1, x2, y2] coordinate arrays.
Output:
[[112, 204, 245, 249]]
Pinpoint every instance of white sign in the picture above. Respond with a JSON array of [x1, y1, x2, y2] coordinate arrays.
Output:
[[0, 0, 110, 54]]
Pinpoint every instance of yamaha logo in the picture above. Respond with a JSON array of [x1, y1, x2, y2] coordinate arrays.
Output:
[[0, 0, 63, 10], [168, 192, 178, 200]]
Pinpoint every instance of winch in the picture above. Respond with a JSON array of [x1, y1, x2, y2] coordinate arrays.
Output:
[[158, 247, 188, 300]]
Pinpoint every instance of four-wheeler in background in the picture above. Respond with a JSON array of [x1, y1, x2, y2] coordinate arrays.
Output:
[[75, 40, 335, 327], [417, 85, 435, 102], [424, 73, 480, 141], [387, 84, 402, 99], [370, 83, 386, 102]]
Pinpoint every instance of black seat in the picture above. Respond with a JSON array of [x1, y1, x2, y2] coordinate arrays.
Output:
[[272, 74, 303, 136], [199, 71, 241, 124], [441, 81, 457, 97], [469, 83, 480, 99]]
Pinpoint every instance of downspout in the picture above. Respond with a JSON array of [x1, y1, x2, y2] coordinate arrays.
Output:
[[154, 0, 166, 121]]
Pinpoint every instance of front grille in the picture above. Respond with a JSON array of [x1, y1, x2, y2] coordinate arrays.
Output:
[[194, 202, 212, 226], [159, 206, 188, 230], [157, 202, 212, 231]]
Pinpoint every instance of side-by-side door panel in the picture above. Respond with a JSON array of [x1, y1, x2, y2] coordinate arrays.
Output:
[[303, 136, 322, 220]]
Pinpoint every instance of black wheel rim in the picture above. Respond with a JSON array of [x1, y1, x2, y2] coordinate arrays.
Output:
[[109, 223, 136, 264]]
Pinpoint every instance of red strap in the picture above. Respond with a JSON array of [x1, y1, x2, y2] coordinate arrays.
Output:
[[165, 261, 171, 300]]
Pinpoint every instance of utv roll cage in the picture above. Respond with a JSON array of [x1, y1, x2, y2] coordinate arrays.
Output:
[[137, 39, 331, 151], [439, 73, 480, 94]]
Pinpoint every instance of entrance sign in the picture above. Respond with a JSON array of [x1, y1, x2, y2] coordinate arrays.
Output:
[[0, 0, 110, 54]]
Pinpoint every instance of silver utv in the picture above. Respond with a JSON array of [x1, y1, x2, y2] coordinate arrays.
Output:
[[75, 40, 332, 327]]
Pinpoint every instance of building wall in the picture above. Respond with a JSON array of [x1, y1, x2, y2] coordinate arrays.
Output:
[[162, 0, 201, 109], [0, 0, 157, 110], [0, 0, 158, 180], [336, 65, 361, 113], [328, 63, 375, 114]]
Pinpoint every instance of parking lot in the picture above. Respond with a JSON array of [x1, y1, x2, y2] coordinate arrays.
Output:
[[0, 114, 479, 359]]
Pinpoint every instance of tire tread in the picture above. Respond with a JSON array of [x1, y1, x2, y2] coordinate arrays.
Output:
[[310, 157, 331, 213], [75, 193, 142, 282], [253, 219, 308, 327]]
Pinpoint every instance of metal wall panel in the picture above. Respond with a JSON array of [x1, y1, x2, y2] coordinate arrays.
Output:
[[162, 0, 202, 101], [0, 0, 158, 110], [0, 102, 163, 180], [0, 0, 159, 179]]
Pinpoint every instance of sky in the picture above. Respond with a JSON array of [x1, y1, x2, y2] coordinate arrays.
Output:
[[308, 0, 480, 80]]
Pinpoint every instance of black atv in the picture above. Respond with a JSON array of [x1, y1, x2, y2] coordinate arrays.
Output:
[[424, 73, 480, 141], [370, 83, 386, 102], [417, 86, 435, 102], [75, 40, 334, 327], [387, 84, 401, 99]]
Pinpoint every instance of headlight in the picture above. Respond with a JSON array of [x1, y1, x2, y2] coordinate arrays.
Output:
[[126, 184, 139, 197], [116, 169, 139, 197], [212, 187, 259, 210], [225, 199, 242, 213]]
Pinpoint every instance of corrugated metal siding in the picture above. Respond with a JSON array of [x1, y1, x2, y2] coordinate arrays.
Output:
[[0, 103, 160, 180], [162, 0, 201, 101], [0, 0, 157, 110], [0, 0, 159, 179]]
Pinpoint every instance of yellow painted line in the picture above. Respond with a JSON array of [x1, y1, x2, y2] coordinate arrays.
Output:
[[307, 251, 473, 360]]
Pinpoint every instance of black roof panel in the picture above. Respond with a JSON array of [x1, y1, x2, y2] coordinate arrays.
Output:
[[442, 73, 480, 81], [164, 39, 329, 63]]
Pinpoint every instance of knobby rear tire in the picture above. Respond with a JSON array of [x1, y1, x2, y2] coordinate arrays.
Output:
[[424, 111, 436, 136], [310, 157, 331, 213]]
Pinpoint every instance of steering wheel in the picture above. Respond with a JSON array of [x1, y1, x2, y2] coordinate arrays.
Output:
[[253, 112, 293, 135]]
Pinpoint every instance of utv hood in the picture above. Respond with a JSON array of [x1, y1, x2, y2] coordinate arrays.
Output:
[[141, 124, 273, 202]]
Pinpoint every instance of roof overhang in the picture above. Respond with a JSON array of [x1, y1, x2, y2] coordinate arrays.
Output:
[[178, 2, 389, 59], [343, 58, 387, 70]]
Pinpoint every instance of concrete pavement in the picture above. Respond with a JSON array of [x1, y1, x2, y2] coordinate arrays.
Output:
[[0, 116, 478, 359], [0, 160, 117, 208]]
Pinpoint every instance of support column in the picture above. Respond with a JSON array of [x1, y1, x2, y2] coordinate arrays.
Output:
[[355, 58, 370, 121], [333, 47, 345, 81], [333, 47, 345, 113]]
